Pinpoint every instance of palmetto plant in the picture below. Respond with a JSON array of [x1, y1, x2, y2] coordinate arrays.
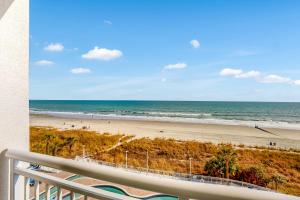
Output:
[[65, 136, 79, 155], [271, 173, 286, 190], [204, 145, 238, 178], [50, 136, 68, 156], [42, 134, 56, 155]]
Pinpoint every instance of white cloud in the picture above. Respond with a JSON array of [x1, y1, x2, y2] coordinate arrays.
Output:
[[34, 60, 54, 66], [220, 68, 243, 77], [104, 20, 112, 25], [70, 68, 91, 74], [220, 68, 300, 86], [190, 39, 200, 48], [82, 46, 123, 61], [220, 68, 260, 79], [237, 70, 261, 78], [44, 43, 64, 52], [161, 78, 167, 82], [164, 62, 187, 70], [294, 80, 300, 85], [259, 74, 291, 84]]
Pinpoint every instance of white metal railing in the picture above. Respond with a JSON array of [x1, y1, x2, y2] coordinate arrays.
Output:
[[75, 156, 270, 191], [6, 149, 300, 200]]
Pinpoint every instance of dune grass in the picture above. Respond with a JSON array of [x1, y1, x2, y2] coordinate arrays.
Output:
[[30, 126, 300, 196]]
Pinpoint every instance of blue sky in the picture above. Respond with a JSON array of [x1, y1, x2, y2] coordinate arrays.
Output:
[[30, 0, 300, 101]]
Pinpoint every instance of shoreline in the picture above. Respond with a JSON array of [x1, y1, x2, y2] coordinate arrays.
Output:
[[30, 110, 300, 131], [30, 114, 300, 150]]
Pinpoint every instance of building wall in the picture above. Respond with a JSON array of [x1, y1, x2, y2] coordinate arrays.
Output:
[[0, 0, 29, 199]]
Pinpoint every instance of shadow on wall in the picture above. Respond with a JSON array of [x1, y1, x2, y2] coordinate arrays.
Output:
[[0, 0, 14, 20]]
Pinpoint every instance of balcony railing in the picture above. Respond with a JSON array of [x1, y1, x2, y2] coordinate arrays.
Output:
[[6, 149, 299, 200]]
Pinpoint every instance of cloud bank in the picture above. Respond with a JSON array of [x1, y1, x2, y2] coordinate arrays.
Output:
[[220, 68, 299, 86]]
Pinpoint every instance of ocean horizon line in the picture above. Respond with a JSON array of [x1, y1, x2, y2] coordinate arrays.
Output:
[[29, 99, 300, 103]]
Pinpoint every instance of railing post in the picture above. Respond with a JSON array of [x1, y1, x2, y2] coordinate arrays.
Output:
[[70, 191, 75, 200], [57, 187, 63, 200], [24, 177, 30, 200], [45, 184, 51, 200], [9, 158, 15, 200], [34, 180, 40, 200], [8, 158, 27, 200]]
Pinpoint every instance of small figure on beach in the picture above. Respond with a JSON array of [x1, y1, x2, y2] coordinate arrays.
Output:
[[269, 141, 277, 147]]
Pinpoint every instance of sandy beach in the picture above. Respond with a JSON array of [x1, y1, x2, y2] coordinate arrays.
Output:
[[30, 114, 300, 150]]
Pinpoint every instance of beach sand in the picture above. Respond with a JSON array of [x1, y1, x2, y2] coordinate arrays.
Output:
[[30, 114, 300, 150]]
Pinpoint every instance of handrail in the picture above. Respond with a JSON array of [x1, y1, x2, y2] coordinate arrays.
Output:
[[6, 149, 300, 200]]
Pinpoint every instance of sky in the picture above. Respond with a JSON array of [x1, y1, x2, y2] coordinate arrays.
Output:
[[30, 0, 300, 101]]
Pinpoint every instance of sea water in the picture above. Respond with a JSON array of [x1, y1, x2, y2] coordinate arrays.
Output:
[[30, 100, 300, 130]]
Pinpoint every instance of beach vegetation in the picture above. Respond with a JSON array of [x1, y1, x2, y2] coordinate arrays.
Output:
[[234, 166, 269, 187], [204, 145, 238, 178], [30, 126, 300, 196], [271, 173, 286, 190]]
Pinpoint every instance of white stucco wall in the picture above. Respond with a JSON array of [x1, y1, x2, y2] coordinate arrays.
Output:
[[0, 0, 29, 199]]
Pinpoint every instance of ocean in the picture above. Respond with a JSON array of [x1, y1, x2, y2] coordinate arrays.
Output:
[[30, 100, 300, 129]]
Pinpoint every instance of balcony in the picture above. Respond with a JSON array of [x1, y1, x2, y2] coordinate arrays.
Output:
[[6, 149, 299, 200], [1, 1, 300, 200]]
